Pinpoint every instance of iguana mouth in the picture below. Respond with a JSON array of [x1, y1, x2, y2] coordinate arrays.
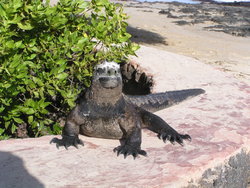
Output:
[[99, 76, 120, 89]]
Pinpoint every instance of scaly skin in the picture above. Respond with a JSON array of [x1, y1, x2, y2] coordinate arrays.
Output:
[[126, 89, 205, 113], [51, 61, 204, 158]]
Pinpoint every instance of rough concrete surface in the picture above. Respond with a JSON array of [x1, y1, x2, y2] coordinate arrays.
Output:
[[0, 45, 250, 188]]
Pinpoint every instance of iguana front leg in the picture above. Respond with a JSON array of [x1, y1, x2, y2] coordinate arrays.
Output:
[[114, 114, 147, 159], [141, 110, 191, 145], [50, 106, 84, 149]]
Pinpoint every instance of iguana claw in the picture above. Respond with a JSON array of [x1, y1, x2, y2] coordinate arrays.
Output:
[[50, 135, 84, 149], [113, 145, 147, 159]]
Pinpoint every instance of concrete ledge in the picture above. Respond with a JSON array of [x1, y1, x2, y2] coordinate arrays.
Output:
[[1, 45, 250, 187]]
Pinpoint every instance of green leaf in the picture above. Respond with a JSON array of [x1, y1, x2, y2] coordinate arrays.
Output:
[[52, 123, 62, 134], [21, 107, 35, 115], [131, 43, 140, 51], [38, 98, 50, 108], [15, 41, 24, 48], [43, 119, 53, 125], [0, 4, 7, 19], [33, 91, 39, 98], [66, 99, 75, 107], [27, 54, 36, 60], [38, 87, 45, 98], [25, 99, 36, 108], [5, 121, 11, 129], [47, 89, 55, 96], [9, 56, 21, 68], [8, 14, 22, 24], [77, 38, 88, 48], [55, 59, 66, 65], [28, 116, 33, 124], [30, 46, 40, 52], [57, 64, 67, 74], [25, 79, 36, 89], [11, 124, 17, 134], [13, 0, 23, 10], [51, 15, 68, 28], [41, 101, 50, 108], [2, 83, 11, 88], [16, 73, 28, 79], [0, 106, 5, 113], [17, 21, 34, 30], [13, 117, 23, 124], [56, 72, 68, 80], [96, 0, 109, 6], [71, 46, 80, 52], [33, 77, 44, 87], [118, 33, 131, 43], [6, 40, 15, 48], [78, 1, 89, 9], [40, 108, 48, 114], [25, 61, 36, 68], [0, 128, 5, 135]]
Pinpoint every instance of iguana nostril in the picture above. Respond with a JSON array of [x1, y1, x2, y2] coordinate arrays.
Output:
[[99, 77, 109, 82]]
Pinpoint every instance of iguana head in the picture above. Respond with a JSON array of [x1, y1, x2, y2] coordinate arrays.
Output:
[[88, 61, 123, 105], [92, 61, 122, 89]]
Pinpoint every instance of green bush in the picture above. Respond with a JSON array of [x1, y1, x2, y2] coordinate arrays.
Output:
[[0, 0, 139, 139]]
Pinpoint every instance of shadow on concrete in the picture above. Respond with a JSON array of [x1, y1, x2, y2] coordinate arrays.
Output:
[[127, 26, 168, 45], [0, 151, 44, 188]]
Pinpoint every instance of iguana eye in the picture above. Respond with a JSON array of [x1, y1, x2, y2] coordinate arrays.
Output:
[[97, 68, 104, 74]]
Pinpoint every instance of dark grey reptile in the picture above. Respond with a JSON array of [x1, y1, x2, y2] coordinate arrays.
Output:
[[51, 61, 205, 158]]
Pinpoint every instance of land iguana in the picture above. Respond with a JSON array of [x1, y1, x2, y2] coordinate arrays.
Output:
[[51, 61, 205, 158]]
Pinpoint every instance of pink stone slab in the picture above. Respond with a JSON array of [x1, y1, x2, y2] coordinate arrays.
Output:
[[0, 45, 249, 188]]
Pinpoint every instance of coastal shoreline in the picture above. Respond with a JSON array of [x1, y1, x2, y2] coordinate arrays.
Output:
[[117, 0, 250, 84]]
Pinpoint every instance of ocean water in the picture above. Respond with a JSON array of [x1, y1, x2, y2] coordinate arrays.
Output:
[[137, 0, 250, 3], [137, 0, 199, 3]]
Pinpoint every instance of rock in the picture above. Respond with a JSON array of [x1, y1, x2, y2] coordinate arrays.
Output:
[[174, 20, 190, 26], [0, 45, 250, 187], [159, 2, 250, 37]]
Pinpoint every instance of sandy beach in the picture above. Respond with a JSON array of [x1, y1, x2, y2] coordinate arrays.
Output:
[[116, 0, 250, 84]]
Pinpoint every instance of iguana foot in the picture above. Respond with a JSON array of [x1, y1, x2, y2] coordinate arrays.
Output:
[[113, 145, 147, 159], [157, 130, 191, 146], [50, 135, 84, 149]]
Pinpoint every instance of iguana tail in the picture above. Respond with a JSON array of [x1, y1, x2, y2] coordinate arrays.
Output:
[[125, 89, 205, 113]]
